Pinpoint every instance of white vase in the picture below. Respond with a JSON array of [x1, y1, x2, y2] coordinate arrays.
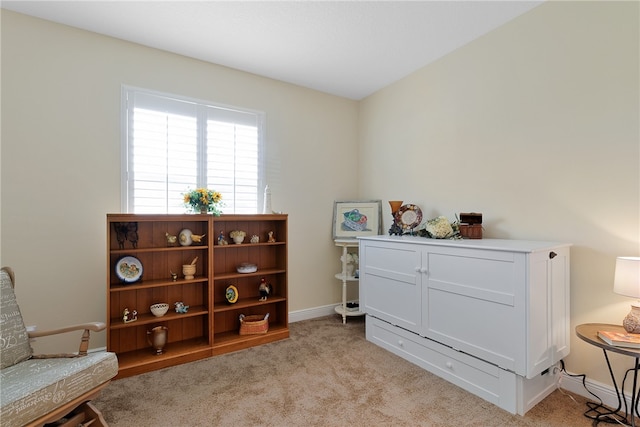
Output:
[[263, 185, 272, 214]]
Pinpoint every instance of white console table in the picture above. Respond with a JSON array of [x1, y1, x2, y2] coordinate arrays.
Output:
[[359, 235, 571, 415], [334, 238, 364, 324]]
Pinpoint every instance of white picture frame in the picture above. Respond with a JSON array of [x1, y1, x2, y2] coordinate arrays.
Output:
[[332, 200, 383, 239]]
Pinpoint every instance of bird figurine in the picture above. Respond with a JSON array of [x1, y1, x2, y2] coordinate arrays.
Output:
[[191, 233, 206, 244], [166, 232, 177, 246], [174, 302, 189, 313], [218, 231, 228, 245], [258, 277, 272, 301]]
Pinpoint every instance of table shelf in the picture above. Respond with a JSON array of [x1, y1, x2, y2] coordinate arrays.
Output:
[[334, 239, 364, 324]]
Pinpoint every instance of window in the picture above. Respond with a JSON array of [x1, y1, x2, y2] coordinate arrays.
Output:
[[122, 86, 265, 214]]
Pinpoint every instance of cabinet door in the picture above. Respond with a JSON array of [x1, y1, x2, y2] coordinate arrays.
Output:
[[360, 241, 422, 333], [423, 247, 527, 375]]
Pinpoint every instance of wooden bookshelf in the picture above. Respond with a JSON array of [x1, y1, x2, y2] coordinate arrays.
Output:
[[106, 213, 289, 378]]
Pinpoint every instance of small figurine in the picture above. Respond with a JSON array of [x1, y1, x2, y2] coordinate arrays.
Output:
[[388, 222, 404, 236], [114, 223, 127, 249], [126, 222, 138, 248], [166, 232, 177, 246], [170, 270, 178, 281], [267, 231, 276, 243], [191, 233, 206, 244], [114, 222, 139, 248], [218, 231, 228, 245], [250, 234, 260, 243], [258, 277, 272, 301], [123, 308, 138, 323], [174, 301, 189, 313]]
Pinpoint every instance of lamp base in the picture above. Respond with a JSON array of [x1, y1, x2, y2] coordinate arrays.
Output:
[[623, 304, 640, 333]]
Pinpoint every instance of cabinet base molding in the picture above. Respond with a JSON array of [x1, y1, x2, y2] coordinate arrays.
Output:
[[366, 316, 559, 415], [212, 326, 290, 356]]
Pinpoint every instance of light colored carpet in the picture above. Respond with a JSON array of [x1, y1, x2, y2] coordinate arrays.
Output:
[[94, 315, 594, 426]]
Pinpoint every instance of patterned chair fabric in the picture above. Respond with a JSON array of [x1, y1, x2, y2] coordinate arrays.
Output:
[[0, 268, 33, 368], [1, 353, 118, 427], [0, 268, 118, 426]]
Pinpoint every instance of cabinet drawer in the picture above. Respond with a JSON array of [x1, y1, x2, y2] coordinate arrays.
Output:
[[366, 316, 518, 413]]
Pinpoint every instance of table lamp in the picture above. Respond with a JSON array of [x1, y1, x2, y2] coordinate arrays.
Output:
[[613, 256, 640, 333]]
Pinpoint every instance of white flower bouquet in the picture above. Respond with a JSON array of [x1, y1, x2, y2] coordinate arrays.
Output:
[[421, 216, 461, 240]]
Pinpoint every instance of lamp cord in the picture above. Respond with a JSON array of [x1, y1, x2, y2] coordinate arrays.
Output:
[[559, 359, 636, 425]]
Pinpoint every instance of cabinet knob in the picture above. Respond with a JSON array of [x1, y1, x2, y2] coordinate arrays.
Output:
[[398, 340, 404, 347], [549, 251, 557, 259], [446, 361, 453, 369]]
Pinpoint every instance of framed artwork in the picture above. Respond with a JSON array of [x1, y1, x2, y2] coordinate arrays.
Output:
[[332, 200, 383, 239]]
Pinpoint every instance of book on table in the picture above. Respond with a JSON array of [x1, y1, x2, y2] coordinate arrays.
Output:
[[598, 330, 640, 348]]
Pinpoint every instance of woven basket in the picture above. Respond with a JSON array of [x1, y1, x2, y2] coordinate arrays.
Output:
[[239, 313, 269, 335]]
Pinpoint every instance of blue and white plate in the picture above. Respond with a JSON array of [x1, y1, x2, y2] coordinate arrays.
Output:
[[115, 256, 143, 283]]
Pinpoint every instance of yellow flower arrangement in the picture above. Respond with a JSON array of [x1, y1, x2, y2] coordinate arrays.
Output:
[[183, 188, 223, 215]]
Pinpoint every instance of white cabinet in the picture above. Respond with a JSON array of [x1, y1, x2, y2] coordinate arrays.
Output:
[[359, 236, 571, 415]]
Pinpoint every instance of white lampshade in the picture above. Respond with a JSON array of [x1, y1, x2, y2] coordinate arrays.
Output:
[[613, 257, 640, 298]]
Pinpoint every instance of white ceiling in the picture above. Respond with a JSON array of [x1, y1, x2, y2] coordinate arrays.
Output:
[[1, 1, 543, 100]]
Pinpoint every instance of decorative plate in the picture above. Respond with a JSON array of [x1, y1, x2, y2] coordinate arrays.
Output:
[[115, 256, 143, 283], [225, 285, 238, 304], [394, 204, 423, 230]]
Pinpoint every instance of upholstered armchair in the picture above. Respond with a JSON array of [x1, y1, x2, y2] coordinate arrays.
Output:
[[0, 267, 118, 427]]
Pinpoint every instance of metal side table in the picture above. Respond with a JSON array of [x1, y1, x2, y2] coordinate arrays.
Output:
[[576, 323, 640, 426]]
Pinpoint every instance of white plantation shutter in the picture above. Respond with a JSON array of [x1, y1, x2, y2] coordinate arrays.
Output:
[[122, 87, 264, 213]]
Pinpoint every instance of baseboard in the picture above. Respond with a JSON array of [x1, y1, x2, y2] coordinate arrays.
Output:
[[289, 304, 337, 323]]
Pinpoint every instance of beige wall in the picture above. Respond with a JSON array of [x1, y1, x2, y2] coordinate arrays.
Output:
[[359, 1, 639, 386], [0, 10, 358, 352], [1, 1, 639, 389]]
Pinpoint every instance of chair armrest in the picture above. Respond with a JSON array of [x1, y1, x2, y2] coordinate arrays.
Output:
[[28, 322, 106, 338], [29, 322, 106, 357]]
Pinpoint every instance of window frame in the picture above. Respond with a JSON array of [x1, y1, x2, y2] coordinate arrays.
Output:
[[120, 85, 266, 214]]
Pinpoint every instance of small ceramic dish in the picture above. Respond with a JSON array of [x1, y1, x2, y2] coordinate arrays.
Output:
[[237, 263, 257, 273], [150, 303, 169, 317]]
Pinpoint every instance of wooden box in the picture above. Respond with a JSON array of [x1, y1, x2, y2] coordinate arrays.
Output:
[[459, 213, 483, 239]]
